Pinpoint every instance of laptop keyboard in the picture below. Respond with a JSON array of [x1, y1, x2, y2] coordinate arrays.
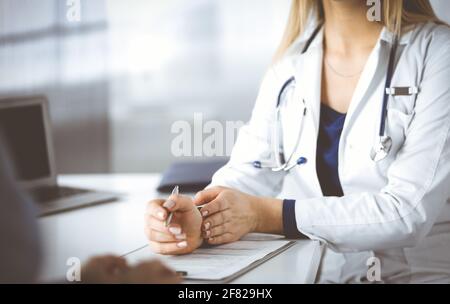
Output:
[[30, 186, 90, 203]]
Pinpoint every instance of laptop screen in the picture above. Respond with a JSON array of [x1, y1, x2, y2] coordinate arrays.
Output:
[[0, 103, 51, 181]]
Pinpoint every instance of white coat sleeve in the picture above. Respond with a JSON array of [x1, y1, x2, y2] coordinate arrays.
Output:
[[294, 29, 450, 252], [210, 68, 286, 197]]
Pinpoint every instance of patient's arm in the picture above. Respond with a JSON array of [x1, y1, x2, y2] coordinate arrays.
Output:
[[0, 140, 42, 283]]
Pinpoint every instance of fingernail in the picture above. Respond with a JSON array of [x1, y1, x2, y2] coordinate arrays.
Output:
[[202, 210, 209, 217], [205, 230, 210, 237], [157, 212, 165, 220], [177, 241, 187, 248], [163, 199, 175, 209], [204, 222, 210, 230], [169, 227, 182, 235], [175, 233, 186, 240]]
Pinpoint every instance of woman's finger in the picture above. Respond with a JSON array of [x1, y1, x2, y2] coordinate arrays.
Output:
[[149, 240, 189, 255], [145, 214, 182, 234], [203, 222, 231, 238], [146, 200, 168, 220], [200, 196, 229, 218], [206, 233, 234, 245], [202, 209, 231, 231], [163, 194, 195, 213], [146, 228, 186, 243], [194, 187, 225, 205]]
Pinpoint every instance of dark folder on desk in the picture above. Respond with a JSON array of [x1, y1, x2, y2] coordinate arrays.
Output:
[[157, 159, 229, 193]]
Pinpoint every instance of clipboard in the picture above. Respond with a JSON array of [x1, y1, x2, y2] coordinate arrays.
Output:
[[124, 234, 322, 283]]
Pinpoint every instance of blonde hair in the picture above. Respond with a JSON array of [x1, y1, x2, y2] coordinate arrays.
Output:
[[274, 0, 443, 61]]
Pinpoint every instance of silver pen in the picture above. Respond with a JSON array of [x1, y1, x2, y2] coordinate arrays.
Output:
[[165, 186, 208, 227], [165, 185, 179, 227]]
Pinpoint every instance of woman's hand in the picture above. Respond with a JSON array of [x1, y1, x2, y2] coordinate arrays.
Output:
[[194, 187, 284, 245], [145, 194, 203, 255], [81, 255, 129, 284], [193, 187, 257, 245]]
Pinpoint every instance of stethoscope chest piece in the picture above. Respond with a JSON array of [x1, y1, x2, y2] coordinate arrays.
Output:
[[370, 136, 392, 162]]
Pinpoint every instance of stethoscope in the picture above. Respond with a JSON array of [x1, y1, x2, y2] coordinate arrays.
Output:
[[253, 24, 400, 172]]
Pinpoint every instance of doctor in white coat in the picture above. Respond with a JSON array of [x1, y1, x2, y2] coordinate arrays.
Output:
[[145, 0, 450, 283]]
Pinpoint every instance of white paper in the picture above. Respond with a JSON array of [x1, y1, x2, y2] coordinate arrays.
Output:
[[125, 233, 294, 281]]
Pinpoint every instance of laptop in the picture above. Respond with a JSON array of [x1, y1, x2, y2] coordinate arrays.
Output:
[[0, 95, 118, 216]]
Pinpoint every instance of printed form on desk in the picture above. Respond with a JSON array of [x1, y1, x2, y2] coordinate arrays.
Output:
[[125, 233, 296, 282]]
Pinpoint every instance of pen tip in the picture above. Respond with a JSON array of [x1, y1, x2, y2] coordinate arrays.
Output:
[[173, 185, 179, 195]]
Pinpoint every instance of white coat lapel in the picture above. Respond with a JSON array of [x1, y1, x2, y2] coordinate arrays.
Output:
[[342, 34, 384, 136], [280, 28, 324, 160], [294, 28, 324, 138], [341, 27, 412, 137]]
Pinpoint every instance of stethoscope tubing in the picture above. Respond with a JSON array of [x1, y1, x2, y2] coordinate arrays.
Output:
[[253, 24, 400, 170], [378, 35, 399, 137]]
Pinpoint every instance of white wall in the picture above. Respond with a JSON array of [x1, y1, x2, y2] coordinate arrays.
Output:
[[0, 0, 111, 173], [108, 0, 450, 173], [1, 0, 448, 174], [107, 0, 291, 172]]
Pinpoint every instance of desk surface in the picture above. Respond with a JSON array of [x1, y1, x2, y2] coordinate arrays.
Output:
[[38, 174, 322, 283]]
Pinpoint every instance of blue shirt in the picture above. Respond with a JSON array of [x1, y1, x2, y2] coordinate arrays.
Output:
[[316, 104, 346, 197], [283, 104, 346, 238]]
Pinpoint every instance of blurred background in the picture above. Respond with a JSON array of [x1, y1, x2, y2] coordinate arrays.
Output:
[[0, 0, 449, 174]]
